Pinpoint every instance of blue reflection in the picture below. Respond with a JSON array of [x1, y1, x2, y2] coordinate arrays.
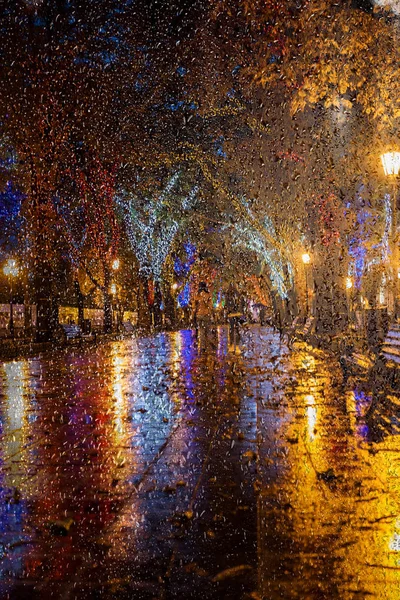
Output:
[[353, 388, 370, 439], [179, 329, 196, 404], [178, 282, 190, 308]]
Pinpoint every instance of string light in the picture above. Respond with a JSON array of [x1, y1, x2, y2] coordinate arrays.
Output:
[[117, 172, 198, 281], [231, 213, 292, 299]]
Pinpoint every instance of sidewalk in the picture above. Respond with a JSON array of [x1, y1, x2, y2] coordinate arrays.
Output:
[[2, 327, 400, 599]]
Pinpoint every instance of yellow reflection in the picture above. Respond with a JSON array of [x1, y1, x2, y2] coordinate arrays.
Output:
[[301, 352, 316, 373], [112, 353, 125, 438], [2, 360, 29, 485], [305, 394, 317, 441], [260, 347, 400, 599], [171, 331, 182, 377], [389, 526, 400, 552], [110, 349, 130, 448]]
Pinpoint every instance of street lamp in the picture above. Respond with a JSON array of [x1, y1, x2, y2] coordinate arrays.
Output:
[[346, 276, 353, 327], [3, 259, 19, 339], [381, 152, 400, 177], [110, 283, 119, 331], [381, 151, 400, 318], [110, 260, 120, 331], [302, 253, 311, 315]]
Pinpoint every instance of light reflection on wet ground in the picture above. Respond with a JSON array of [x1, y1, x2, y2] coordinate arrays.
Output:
[[1, 326, 400, 598]]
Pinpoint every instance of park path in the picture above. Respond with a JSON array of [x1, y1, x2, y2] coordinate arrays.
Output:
[[0, 327, 400, 599]]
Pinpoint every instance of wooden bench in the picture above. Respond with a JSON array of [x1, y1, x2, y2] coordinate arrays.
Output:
[[285, 316, 302, 338], [289, 316, 315, 342], [286, 316, 311, 345], [381, 323, 400, 365], [291, 315, 302, 331], [59, 324, 82, 343], [341, 350, 374, 375], [122, 321, 135, 335], [302, 316, 315, 337]]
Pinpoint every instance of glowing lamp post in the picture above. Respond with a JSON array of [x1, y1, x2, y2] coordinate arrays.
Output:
[[345, 277, 353, 324], [170, 283, 179, 326], [110, 283, 120, 331], [381, 151, 400, 318], [3, 259, 19, 339], [109, 259, 121, 331], [302, 253, 311, 315], [381, 152, 400, 177]]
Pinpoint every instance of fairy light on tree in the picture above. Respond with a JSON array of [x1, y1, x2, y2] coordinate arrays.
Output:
[[118, 172, 198, 282], [231, 217, 293, 299], [117, 172, 198, 326]]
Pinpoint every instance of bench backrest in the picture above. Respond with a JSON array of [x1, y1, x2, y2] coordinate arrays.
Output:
[[62, 324, 82, 338], [383, 325, 400, 346], [303, 317, 315, 334]]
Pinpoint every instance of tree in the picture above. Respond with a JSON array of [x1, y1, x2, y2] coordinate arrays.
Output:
[[56, 156, 120, 332], [117, 170, 199, 326]]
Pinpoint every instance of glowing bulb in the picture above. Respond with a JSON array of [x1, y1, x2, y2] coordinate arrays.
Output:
[[381, 152, 400, 177], [3, 259, 19, 278], [112, 258, 120, 271], [302, 253, 311, 265], [110, 283, 117, 295], [346, 277, 353, 289]]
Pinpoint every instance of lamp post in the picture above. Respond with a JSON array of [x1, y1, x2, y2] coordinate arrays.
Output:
[[381, 151, 400, 318], [302, 253, 311, 315], [110, 258, 120, 331], [345, 276, 353, 325], [171, 282, 178, 327], [110, 283, 118, 331], [3, 259, 19, 339]]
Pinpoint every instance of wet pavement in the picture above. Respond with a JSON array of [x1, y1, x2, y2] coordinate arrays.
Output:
[[1, 326, 400, 599]]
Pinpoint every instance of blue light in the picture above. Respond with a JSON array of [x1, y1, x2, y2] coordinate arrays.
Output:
[[178, 282, 190, 308], [0, 181, 25, 255], [174, 243, 196, 276]]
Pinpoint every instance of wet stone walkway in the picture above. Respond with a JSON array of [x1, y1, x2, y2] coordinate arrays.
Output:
[[1, 326, 400, 599]]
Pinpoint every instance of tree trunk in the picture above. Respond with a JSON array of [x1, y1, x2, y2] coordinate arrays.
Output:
[[103, 266, 112, 333], [153, 281, 163, 328], [137, 274, 151, 328], [313, 249, 347, 335], [34, 261, 54, 342], [74, 280, 85, 328], [163, 288, 176, 329]]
